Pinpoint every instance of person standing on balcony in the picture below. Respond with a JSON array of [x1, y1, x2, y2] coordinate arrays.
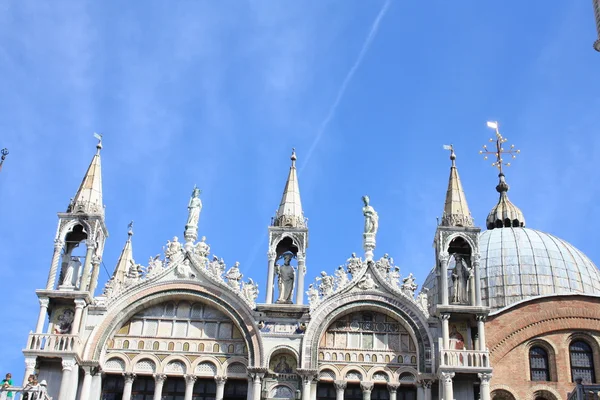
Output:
[[22, 374, 39, 400], [1, 373, 14, 399]]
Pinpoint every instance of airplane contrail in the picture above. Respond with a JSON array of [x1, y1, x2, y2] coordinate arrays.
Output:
[[300, 0, 392, 173]]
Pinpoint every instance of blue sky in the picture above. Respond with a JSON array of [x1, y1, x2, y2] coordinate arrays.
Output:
[[1, 0, 599, 383]]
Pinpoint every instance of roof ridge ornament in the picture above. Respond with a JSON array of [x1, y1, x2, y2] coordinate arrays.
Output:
[[480, 121, 526, 229]]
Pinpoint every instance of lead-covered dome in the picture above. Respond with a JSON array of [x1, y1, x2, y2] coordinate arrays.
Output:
[[480, 227, 600, 310]]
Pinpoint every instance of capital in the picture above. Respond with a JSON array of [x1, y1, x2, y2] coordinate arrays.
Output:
[[86, 239, 97, 248], [74, 298, 87, 309], [440, 313, 451, 321], [267, 250, 277, 260], [476, 315, 487, 323], [386, 383, 400, 393], [184, 374, 197, 385], [439, 251, 450, 263], [419, 379, 433, 389], [154, 373, 167, 383], [439, 371, 454, 383], [61, 358, 76, 371], [92, 255, 102, 265], [24, 357, 37, 370], [333, 380, 347, 391], [478, 372, 492, 384], [39, 297, 50, 308], [297, 368, 318, 383], [123, 372, 136, 384], [215, 375, 228, 384], [360, 382, 374, 392], [297, 253, 306, 263]]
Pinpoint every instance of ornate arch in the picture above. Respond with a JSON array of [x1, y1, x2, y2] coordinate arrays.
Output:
[[530, 385, 561, 400], [302, 292, 433, 372], [191, 355, 225, 375], [442, 231, 479, 255], [490, 387, 519, 400], [84, 283, 264, 367], [523, 338, 557, 382], [58, 218, 94, 242]]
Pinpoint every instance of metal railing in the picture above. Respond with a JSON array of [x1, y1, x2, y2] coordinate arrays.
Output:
[[439, 349, 490, 369]]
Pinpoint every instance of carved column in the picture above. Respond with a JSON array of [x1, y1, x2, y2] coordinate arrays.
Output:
[[360, 382, 373, 400], [90, 369, 103, 400], [35, 298, 50, 333], [79, 239, 96, 291], [246, 377, 253, 400], [122, 373, 136, 400], [88, 255, 102, 296], [440, 314, 450, 350], [252, 371, 265, 400], [72, 298, 86, 335], [153, 374, 167, 400], [266, 251, 276, 304], [297, 369, 317, 400], [469, 271, 476, 306], [46, 239, 64, 290], [296, 253, 306, 305], [439, 252, 449, 306], [478, 373, 492, 400], [79, 366, 94, 400], [421, 380, 433, 400], [439, 372, 454, 400], [334, 380, 346, 400], [477, 315, 486, 352], [473, 255, 482, 307], [215, 376, 227, 400], [22, 357, 37, 387], [184, 375, 197, 400], [58, 358, 75, 400], [387, 383, 400, 400]]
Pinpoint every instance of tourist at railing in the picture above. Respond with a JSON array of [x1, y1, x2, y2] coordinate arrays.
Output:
[[0, 380, 50, 400], [22, 375, 38, 400], [1, 373, 13, 400]]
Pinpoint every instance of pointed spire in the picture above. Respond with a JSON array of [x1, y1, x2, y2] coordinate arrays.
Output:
[[594, 0, 600, 51], [112, 222, 134, 285], [273, 148, 306, 228], [68, 134, 104, 215], [441, 145, 474, 227]]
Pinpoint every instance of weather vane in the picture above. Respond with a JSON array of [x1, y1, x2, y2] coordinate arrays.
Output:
[[479, 121, 520, 174], [128, 220, 134, 235], [0, 148, 9, 173]]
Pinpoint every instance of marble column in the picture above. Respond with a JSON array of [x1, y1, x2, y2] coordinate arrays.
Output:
[[469, 272, 476, 306], [184, 375, 197, 400], [387, 383, 399, 400], [421, 380, 432, 400], [122, 373, 136, 400], [88, 256, 102, 296], [72, 298, 86, 335], [79, 240, 96, 291], [46, 239, 64, 290], [440, 372, 454, 400], [79, 366, 94, 400], [478, 373, 492, 400], [439, 252, 449, 306], [360, 382, 373, 400], [477, 316, 486, 352], [302, 377, 312, 400], [215, 376, 227, 400], [440, 314, 450, 350], [90, 370, 103, 400], [22, 357, 37, 387], [473, 258, 482, 307], [266, 251, 276, 304], [58, 358, 75, 400], [35, 298, 50, 333], [296, 253, 306, 305], [246, 377, 253, 400], [334, 380, 346, 400], [153, 374, 167, 400], [253, 373, 263, 400]]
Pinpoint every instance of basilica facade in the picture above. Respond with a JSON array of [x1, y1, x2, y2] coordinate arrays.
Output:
[[21, 126, 600, 400]]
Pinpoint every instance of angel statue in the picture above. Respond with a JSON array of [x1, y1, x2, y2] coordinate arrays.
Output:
[[147, 255, 163, 275], [362, 195, 379, 235], [316, 271, 334, 297], [401, 273, 418, 297], [334, 265, 349, 290], [186, 186, 202, 229], [194, 236, 210, 258], [165, 236, 183, 259], [346, 253, 363, 276], [242, 278, 259, 303], [225, 262, 243, 290], [306, 283, 320, 305]]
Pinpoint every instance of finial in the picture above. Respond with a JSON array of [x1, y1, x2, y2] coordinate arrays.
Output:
[[0, 148, 8, 172], [127, 220, 134, 237], [93, 132, 103, 153], [291, 148, 297, 166], [479, 121, 520, 177], [443, 144, 456, 166]]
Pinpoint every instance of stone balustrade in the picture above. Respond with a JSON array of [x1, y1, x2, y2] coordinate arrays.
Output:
[[439, 348, 490, 369], [25, 332, 82, 354]]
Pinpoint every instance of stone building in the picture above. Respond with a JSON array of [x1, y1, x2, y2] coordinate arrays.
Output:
[[20, 127, 600, 400]]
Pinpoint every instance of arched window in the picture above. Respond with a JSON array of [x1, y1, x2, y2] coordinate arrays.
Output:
[[570, 340, 596, 383], [529, 346, 550, 381]]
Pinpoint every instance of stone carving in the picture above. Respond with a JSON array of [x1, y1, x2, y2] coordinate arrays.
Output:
[[450, 254, 469, 304], [334, 265, 349, 290], [307, 284, 319, 306], [242, 278, 259, 303], [317, 271, 334, 297], [276, 253, 295, 304], [225, 262, 243, 290], [416, 288, 429, 311], [128, 260, 143, 279], [346, 253, 363, 277], [388, 266, 401, 289], [147, 255, 163, 276], [165, 237, 183, 260], [374, 253, 393, 275], [401, 273, 418, 297], [60, 257, 81, 288], [186, 187, 202, 230], [362, 195, 379, 235], [193, 236, 210, 258], [175, 258, 196, 279], [357, 273, 378, 290], [53, 308, 75, 334]]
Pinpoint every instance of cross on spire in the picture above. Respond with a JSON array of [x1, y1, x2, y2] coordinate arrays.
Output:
[[479, 121, 520, 174]]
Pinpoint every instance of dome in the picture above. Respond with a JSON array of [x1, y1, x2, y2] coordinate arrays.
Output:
[[480, 228, 600, 311]]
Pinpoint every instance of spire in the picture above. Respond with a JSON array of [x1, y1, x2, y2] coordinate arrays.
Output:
[[480, 121, 525, 230], [440, 145, 474, 227], [112, 222, 134, 285], [68, 134, 104, 215], [273, 148, 306, 228], [594, 0, 600, 51]]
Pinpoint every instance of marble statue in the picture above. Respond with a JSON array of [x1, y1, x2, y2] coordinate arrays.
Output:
[[334, 265, 349, 290], [362, 195, 379, 235], [147, 255, 163, 275], [375, 253, 392, 275], [226, 262, 243, 290], [276, 253, 295, 303], [165, 237, 183, 259], [317, 271, 334, 297], [306, 284, 319, 305], [451, 254, 468, 304], [186, 187, 202, 228], [416, 288, 429, 311], [388, 266, 401, 289], [128, 260, 143, 279], [175, 259, 196, 279], [357, 272, 378, 290], [401, 273, 418, 296], [346, 253, 363, 276], [194, 236, 210, 258], [242, 278, 259, 303], [209, 255, 220, 276], [61, 257, 81, 287]]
